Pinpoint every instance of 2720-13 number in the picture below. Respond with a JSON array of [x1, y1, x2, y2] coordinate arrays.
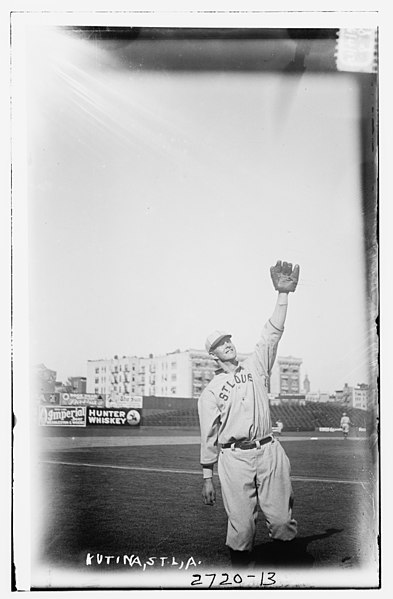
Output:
[[190, 571, 276, 588]]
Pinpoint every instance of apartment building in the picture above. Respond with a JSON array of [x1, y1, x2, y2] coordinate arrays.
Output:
[[86, 355, 140, 396], [87, 349, 249, 399], [269, 355, 302, 397], [335, 383, 369, 411], [352, 384, 369, 410]]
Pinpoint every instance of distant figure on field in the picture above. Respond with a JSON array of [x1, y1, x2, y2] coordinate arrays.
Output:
[[340, 412, 351, 439], [276, 419, 284, 435]]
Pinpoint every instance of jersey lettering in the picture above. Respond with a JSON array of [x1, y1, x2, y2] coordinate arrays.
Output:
[[219, 372, 253, 399], [234, 373, 253, 384]]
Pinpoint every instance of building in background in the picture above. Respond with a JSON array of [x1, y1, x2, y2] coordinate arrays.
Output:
[[67, 377, 87, 393], [56, 376, 87, 393], [317, 392, 331, 403], [334, 382, 353, 406], [54, 376, 87, 394], [146, 351, 196, 398], [334, 383, 369, 411], [32, 363, 57, 395], [87, 349, 249, 399], [269, 355, 302, 397], [87, 355, 140, 397], [302, 374, 311, 394], [305, 392, 321, 403], [352, 384, 369, 410]]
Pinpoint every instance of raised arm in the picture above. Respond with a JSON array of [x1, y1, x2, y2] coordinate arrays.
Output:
[[248, 261, 300, 375], [269, 292, 289, 331], [269, 260, 300, 327]]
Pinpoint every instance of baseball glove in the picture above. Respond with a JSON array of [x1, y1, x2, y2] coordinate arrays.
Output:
[[270, 260, 300, 293]]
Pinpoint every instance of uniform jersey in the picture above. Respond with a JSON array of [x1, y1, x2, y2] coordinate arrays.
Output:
[[276, 420, 284, 433], [198, 318, 283, 467], [340, 415, 350, 433]]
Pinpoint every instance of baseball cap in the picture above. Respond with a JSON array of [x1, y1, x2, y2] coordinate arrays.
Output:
[[205, 330, 232, 353]]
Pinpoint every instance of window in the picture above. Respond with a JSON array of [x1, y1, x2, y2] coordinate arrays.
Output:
[[95, 378, 99, 384], [95, 368, 99, 374]]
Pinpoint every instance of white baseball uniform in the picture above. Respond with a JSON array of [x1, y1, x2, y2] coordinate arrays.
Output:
[[198, 314, 297, 551], [340, 415, 350, 434]]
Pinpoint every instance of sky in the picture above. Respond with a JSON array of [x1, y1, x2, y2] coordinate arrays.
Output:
[[20, 26, 376, 394]]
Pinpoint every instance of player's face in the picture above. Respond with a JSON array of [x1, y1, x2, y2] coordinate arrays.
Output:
[[211, 336, 237, 362]]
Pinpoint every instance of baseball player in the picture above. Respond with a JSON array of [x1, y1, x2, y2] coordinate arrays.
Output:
[[198, 260, 299, 568], [275, 418, 284, 436], [340, 412, 351, 439]]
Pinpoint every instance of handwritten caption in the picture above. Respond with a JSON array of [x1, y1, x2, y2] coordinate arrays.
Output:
[[85, 554, 277, 587], [86, 553, 201, 570], [190, 571, 277, 588]]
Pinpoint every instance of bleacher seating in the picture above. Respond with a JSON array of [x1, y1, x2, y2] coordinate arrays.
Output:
[[141, 403, 370, 430]]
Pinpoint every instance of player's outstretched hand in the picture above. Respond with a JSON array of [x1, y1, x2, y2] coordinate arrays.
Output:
[[270, 260, 300, 293], [202, 479, 216, 506]]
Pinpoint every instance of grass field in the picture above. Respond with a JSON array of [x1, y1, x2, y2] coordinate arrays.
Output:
[[31, 428, 379, 590]]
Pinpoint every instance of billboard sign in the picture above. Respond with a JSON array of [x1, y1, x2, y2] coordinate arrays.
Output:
[[105, 394, 143, 409], [87, 407, 141, 426], [318, 427, 342, 432], [39, 406, 87, 427], [60, 393, 105, 407]]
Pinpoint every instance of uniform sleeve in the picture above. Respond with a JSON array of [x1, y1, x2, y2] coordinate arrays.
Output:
[[197, 387, 221, 467], [245, 293, 287, 376], [246, 319, 284, 376]]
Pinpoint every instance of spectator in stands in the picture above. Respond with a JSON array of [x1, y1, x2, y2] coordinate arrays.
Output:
[[276, 419, 284, 435]]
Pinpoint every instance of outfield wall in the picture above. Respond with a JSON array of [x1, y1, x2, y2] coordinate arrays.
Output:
[[36, 394, 373, 433]]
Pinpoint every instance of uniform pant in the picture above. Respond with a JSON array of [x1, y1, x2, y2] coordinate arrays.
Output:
[[217, 437, 297, 551]]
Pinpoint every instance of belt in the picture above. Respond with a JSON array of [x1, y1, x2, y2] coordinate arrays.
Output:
[[221, 435, 273, 450]]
